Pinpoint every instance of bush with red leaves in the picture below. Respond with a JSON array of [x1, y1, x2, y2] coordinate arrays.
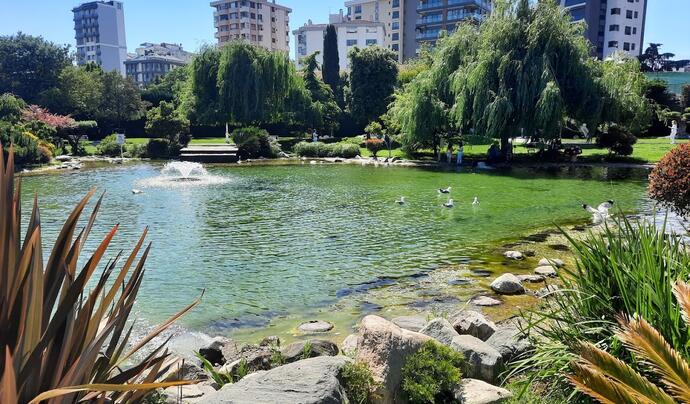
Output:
[[648, 143, 690, 217], [365, 138, 385, 157]]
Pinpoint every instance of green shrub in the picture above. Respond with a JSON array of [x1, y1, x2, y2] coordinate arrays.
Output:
[[96, 134, 123, 157], [126, 142, 147, 158], [596, 124, 637, 156], [146, 138, 172, 159], [401, 340, 464, 404], [293, 141, 360, 158], [339, 361, 378, 404], [232, 127, 279, 159], [511, 217, 690, 398]]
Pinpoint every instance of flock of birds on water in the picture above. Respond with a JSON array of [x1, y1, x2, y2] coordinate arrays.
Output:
[[395, 186, 614, 224]]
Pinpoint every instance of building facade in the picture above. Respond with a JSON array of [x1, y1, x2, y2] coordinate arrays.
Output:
[[559, 0, 647, 59], [415, 0, 492, 49], [293, 11, 386, 71], [344, 0, 417, 63], [72, 1, 128, 75], [124, 43, 193, 87], [211, 0, 291, 52]]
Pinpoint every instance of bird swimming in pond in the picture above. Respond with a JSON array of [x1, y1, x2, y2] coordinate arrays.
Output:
[[438, 186, 452, 194], [132, 189, 143, 195], [396, 196, 406, 205], [583, 200, 614, 224], [472, 197, 480, 205], [443, 199, 454, 208]]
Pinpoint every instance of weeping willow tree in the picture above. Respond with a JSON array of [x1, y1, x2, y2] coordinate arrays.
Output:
[[301, 52, 342, 134], [185, 42, 312, 127], [453, 0, 602, 155], [389, 25, 479, 155]]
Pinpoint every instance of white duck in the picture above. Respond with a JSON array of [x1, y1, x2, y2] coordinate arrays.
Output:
[[438, 186, 452, 194], [396, 196, 406, 205], [472, 197, 480, 206], [443, 199, 454, 208], [132, 189, 143, 195], [583, 200, 614, 224]]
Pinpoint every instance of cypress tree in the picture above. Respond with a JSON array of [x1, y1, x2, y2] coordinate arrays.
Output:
[[322, 25, 340, 95]]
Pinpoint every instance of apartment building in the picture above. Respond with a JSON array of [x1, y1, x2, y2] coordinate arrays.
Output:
[[124, 43, 193, 87], [72, 1, 127, 75], [416, 0, 492, 48], [293, 11, 386, 71], [211, 0, 291, 52], [559, 0, 647, 59], [344, 0, 417, 62]]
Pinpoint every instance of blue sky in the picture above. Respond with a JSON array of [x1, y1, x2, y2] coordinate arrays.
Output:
[[0, 0, 688, 60]]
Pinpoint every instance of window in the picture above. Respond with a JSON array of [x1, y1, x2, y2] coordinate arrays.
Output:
[[625, 26, 631, 35], [347, 39, 358, 46], [354, 5, 362, 13], [392, 44, 399, 51], [609, 24, 619, 31], [626, 10, 633, 18], [392, 0, 399, 7], [634, 11, 639, 18], [366, 39, 377, 46], [392, 33, 399, 41], [623, 42, 630, 51], [608, 40, 619, 48], [392, 21, 400, 30], [633, 27, 637, 34], [631, 43, 635, 51], [392, 11, 399, 19], [611, 8, 621, 15]]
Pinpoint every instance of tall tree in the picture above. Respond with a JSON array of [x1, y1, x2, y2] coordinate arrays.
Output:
[[639, 43, 676, 72], [141, 66, 190, 107], [97, 72, 145, 130], [348, 46, 398, 130], [302, 52, 341, 134], [38, 65, 104, 120], [0, 33, 71, 103], [185, 46, 223, 125], [322, 25, 340, 96]]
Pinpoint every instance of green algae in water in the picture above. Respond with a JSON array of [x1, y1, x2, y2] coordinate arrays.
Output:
[[20, 163, 648, 337]]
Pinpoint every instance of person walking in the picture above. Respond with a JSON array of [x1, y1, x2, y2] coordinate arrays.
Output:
[[670, 120, 678, 144], [456, 141, 464, 166], [312, 129, 319, 143], [446, 143, 454, 165]]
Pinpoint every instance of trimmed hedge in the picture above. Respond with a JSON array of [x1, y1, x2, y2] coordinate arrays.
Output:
[[293, 141, 360, 158]]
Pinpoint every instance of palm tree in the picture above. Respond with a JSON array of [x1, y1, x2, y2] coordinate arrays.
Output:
[[570, 281, 690, 403]]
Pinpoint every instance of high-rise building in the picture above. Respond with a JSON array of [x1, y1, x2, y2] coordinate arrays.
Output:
[[124, 43, 193, 87], [559, 0, 647, 59], [415, 0, 492, 50], [293, 11, 386, 71], [211, 0, 291, 52], [345, 0, 418, 63], [72, 1, 128, 75]]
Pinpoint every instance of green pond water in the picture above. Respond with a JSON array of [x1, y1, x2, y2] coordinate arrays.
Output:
[[646, 72, 690, 94], [21, 162, 649, 340]]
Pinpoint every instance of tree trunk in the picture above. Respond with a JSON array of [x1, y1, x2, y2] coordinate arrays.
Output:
[[500, 137, 511, 160]]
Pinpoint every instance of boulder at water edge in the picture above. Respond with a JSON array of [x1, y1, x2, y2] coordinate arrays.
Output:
[[450, 310, 497, 341], [490, 274, 525, 295], [198, 336, 243, 366], [538, 258, 564, 268], [391, 315, 427, 332], [455, 378, 513, 404], [163, 384, 217, 404], [356, 315, 432, 403], [471, 296, 503, 307], [203, 356, 350, 404], [517, 274, 545, 283], [341, 334, 359, 357], [280, 339, 339, 364], [504, 251, 524, 260], [298, 320, 334, 333], [420, 318, 503, 383], [450, 335, 503, 382], [534, 266, 558, 277], [485, 322, 531, 364]]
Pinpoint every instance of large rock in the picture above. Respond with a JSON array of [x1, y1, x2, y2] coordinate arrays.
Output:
[[471, 296, 502, 307], [538, 258, 564, 268], [450, 310, 497, 341], [280, 339, 339, 364], [163, 384, 216, 404], [218, 344, 274, 374], [517, 274, 545, 283], [356, 315, 432, 403], [504, 251, 523, 260], [341, 334, 359, 357], [199, 337, 243, 366], [203, 356, 350, 404], [391, 316, 427, 332], [490, 274, 525, 295], [298, 320, 334, 333], [536, 284, 560, 298], [485, 323, 531, 364], [450, 335, 503, 382], [420, 318, 460, 346], [455, 378, 513, 404], [534, 266, 558, 277]]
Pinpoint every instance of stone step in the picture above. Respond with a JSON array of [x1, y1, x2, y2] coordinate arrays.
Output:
[[181, 146, 238, 155], [180, 153, 238, 163]]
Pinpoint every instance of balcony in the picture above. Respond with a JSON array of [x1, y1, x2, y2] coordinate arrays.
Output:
[[417, 1, 444, 11], [416, 31, 441, 40], [417, 14, 444, 25], [448, 0, 491, 10]]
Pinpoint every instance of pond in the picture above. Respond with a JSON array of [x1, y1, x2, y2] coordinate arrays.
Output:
[[21, 162, 649, 340]]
